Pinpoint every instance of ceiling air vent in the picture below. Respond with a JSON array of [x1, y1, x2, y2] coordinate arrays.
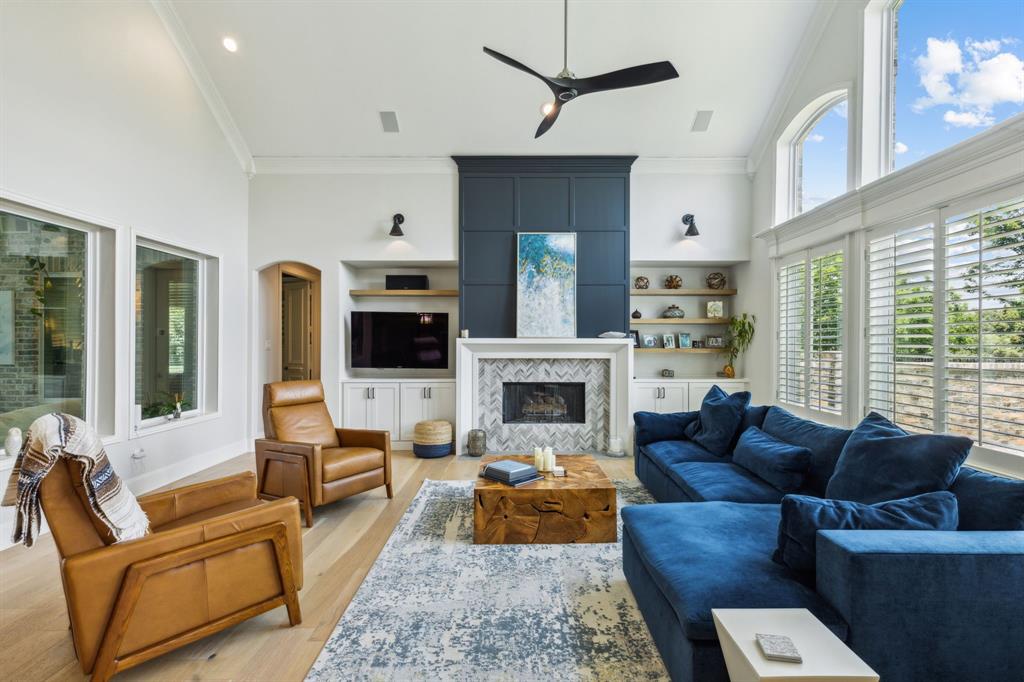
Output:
[[691, 110, 713, 132], [379, 111, 400, 133]]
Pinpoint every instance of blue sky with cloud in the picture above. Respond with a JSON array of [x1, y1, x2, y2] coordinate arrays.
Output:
[[894, 0, 1024, 169]]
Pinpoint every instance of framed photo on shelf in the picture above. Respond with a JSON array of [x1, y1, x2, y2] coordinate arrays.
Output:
[[677, 332, 691, 348], [707, 301, 724, 319], [692, 339, 705, 349], [705, 335, 725, 348], [628, 330, 641, 347], [662, 334, 676, 349], [641, 334, 658, 348]]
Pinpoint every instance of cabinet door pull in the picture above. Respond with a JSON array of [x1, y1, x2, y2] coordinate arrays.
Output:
[[371, 387, 375, 400], [428, 387, 432, 399]]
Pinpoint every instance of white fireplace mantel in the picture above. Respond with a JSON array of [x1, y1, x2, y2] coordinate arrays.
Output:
[[454, 338, 633, 456]]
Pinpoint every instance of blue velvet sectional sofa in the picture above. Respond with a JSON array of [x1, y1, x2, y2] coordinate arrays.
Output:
[[624, 401, 1024, 682]]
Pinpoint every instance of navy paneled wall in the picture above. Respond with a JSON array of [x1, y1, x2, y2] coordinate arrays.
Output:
[[454, 156, 636, 338]]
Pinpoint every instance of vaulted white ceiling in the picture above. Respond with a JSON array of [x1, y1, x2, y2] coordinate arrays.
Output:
[[168, 0, 820, 161]]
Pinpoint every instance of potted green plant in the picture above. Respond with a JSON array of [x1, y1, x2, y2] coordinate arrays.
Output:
[[722, 313, 755, 378]]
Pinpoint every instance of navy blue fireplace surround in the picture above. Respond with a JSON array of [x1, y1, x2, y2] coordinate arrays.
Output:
[[453, 156, 635, 338]]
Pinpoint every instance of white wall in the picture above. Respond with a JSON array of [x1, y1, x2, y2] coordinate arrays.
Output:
[[734, 0, 865, 402], [0, 0, 251, 542]]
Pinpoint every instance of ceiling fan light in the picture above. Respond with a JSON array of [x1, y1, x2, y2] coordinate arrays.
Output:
[[541, 102, 555, 116], [222, 36, 238, 53]]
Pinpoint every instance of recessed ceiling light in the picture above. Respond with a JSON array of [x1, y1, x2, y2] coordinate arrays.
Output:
[[222, 36, 239, 53], [691, 110, 714, 132], [379, 111, 400, 133]]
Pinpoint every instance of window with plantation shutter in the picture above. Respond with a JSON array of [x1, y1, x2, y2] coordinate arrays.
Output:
[[776, 246, 845, 417], [777, 261, 806, 406], [944, 198, 1024, 453], [866, 224, 936, 433], [809, 251, 844, 414]]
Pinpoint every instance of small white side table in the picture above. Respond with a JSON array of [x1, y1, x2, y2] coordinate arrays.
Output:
[[712, 608, 879, 682]]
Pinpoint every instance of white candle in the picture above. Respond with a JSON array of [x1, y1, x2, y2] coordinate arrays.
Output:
[[534, 447, 543, 470], [544, 447, 554, 472]]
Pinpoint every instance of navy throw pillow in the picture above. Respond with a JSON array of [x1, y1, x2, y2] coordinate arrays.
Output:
[[826, 412, 972, 504], [634, 410, 700, 447], [761, 406, 852, 497], [682, 385, 751, 456], [773, 491, 959, 574], [733, 426, 812, 492], [950, 467, 1024, 530]]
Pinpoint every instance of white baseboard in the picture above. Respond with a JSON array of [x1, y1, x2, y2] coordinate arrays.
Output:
[[0, 438, 249, 552]]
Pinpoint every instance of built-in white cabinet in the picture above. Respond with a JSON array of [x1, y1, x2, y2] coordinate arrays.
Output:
[[342, 379, 456, 443], [632, 379, 749, 415], [342, 383, 400, 434], [399, 383, 456, 440], [633, 382, 688, 414]]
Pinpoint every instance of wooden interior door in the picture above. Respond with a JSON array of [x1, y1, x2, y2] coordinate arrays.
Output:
[[282, 278, 311, 381]]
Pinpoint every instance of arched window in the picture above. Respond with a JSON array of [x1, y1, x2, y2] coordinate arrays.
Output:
[[775, 90, 851, 223]]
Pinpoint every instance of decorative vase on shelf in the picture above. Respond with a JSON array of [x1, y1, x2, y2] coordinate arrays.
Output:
[[664, 274, 682, 289], [722, 364, 736, 379], [661, 304, 685, 319], [631, 309, 642, 319], [633, 276, 650, 290]]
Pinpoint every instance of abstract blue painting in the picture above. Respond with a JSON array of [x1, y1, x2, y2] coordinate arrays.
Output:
[[516, 232, 576, 337]]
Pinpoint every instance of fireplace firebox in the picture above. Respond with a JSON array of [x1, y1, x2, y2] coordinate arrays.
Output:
[[502, 382, 585, 424]]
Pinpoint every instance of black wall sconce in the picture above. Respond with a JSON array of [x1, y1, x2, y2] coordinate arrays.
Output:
[[682, 213, 699, 237], [389, 213, 405, 237]]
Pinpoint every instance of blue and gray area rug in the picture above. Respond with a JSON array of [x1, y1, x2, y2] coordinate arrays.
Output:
[[306, 479, 669, 681]]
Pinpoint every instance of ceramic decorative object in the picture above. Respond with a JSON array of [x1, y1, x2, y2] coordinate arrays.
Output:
[[661, 369, 675, 378], [664, 274, 682, 289], [661, 304, 685, 319], [4, 427, 21, 457], [706, 272, 727, 290], [723, 364, 736, 378], [467, 429, 487, 457], [631, 309, 642, 319], [633, 275, 650, 290]]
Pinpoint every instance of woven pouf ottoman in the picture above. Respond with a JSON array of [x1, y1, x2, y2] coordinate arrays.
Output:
[[413, 420, 453, 458]]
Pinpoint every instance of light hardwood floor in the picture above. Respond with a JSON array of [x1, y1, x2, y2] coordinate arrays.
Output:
[[0, 450, 637, 681]]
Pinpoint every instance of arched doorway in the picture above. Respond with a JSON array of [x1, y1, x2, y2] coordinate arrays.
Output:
[[257, 262, 322, 384]]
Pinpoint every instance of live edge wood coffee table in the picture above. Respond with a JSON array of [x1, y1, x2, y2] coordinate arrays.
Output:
[[474, 454, 617, 544]]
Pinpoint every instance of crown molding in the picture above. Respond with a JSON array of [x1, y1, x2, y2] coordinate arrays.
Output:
[[631, 157, 748, 175], [252, 156, 749, 176], [745, 0, 839, 175], [150, 0, 254, 176], [452, 155, 637, 174], [254, 156, 457, 175], [755, 116, 1024, 245]]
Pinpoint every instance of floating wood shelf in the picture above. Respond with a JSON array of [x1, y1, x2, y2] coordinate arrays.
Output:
[[349, 289, 458, 297], [630, 288, 737, 296], [634, 348, 722, 354], [631, 318, 728, 325]]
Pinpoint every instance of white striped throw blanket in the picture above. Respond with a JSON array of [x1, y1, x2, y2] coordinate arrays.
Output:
[[1, 413, 149, 547]]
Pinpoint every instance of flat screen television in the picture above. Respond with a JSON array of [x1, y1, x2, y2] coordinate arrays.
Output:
[[351, 311, 449, 369]]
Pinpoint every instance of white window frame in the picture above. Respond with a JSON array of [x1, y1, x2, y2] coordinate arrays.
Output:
[[0, 197, 120, 448], [774, 87, 855, 224], [861, 0, 900, 184], [131, 233, 219, 434], [773, 239, 850, 425]]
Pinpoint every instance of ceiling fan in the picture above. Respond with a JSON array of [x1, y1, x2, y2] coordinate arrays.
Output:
[[483, 0, 679, 138]]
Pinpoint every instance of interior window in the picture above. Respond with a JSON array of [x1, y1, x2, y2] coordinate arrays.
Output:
[[892, 0, 1024, 170], [135, 244, 200, 420], [0, 211, 87, 439]]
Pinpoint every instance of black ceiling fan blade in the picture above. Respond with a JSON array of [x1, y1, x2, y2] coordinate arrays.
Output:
[[571, 61, 679, 95], [535, 102, 563, 138], [483, 47, 558, 94]]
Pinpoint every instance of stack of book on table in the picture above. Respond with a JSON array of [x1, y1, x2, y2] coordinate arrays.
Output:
[[480, 460, 543, 487]]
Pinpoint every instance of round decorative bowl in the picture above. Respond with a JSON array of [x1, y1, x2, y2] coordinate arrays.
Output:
[[662, 304, 686, 319], [706, 272, 727, 290], [633, 276, 650, 290]]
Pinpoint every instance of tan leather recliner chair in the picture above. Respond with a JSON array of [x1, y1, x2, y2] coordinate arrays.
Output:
[[256, 380, 392, 526], [39, 463, 302, 682]]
